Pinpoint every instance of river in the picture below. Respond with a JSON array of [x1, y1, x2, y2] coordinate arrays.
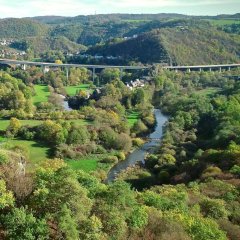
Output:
[[106, 109, 168, 183]]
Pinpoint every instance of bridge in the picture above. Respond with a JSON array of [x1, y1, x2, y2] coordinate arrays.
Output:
[[163, 63, 240, 72], [0, 59, 239, 81], [0, 58, 149, 82]]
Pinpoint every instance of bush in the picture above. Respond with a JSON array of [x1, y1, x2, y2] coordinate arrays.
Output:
[[115, 152, 126, 161], [0, 150, 9, 164], [230, 165, 240, 176], [132, 138, 145, 147], [200, 198, 229, 219], [218, 219, 240, 240], [201, 166, 222, 179], [158, 170, 170, 183], [101, 156, 118, 164]]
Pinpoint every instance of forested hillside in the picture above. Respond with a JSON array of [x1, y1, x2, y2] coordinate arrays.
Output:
[[88, 26, 240, 64], [0, 18, 49, 38], [0, 15, 239, 65]]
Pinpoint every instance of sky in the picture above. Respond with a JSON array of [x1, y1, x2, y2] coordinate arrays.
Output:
[[0, 0, 239, 18]]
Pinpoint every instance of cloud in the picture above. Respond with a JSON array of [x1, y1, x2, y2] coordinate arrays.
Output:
[[0, 0, 239, 17]]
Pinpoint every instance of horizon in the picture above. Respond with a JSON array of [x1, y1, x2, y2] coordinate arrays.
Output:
[[1, 12, 240, 19], [0, 0, 240, 18]]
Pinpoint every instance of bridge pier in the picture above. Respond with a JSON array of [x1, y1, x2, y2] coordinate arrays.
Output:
[[92, 68, 95, 84], [21, 64, 27, 71], [42, 65, 50, 74], [187, 68, 191, 73], [120, 68, 123, 80], [66, 67, 69, 81], [199, 68, 202, 72], [219, 67, 222, 73]]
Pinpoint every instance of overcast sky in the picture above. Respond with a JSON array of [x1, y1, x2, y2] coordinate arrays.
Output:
[[0, 0, 239, 18]]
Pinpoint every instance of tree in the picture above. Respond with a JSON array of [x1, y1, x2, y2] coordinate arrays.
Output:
[[127, 206, 148, 229], [59, 205, 79, 240], [2, 207, 49, 240], [6, 117, 21, 137], [0, 179, 14, 209]]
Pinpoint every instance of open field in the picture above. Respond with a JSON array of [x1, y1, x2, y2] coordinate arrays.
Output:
[[206, 19, 240, 26], [7, 139, 50, 163], [66, 159, 98, 172], [65, 84, 91, 96], [33, 85, 50, 105], [66, 152, 117, 172], [0, 119, 90, 131], [127, 111, 140, 127], [0, 119, 42, 131]]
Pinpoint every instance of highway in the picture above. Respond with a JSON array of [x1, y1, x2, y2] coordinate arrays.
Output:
[[0, 58, 239, 72], [0, 58, 149, 70]]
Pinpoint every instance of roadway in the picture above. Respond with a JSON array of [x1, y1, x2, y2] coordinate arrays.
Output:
[[0, 58, 149, 70], [0, 58, 239, 72]]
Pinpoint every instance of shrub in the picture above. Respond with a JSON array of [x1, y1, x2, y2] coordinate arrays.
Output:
[[200, 198, 229, 219], [0, 150, 9, 164], [230, 165, 240, 176], [132, 138, 145, 147], [201, 166, 222, 179], [218, 219, 240, 240], [101, 156, 118, 164], [158, 170, 170, 183], [114, 152, 126, 161]]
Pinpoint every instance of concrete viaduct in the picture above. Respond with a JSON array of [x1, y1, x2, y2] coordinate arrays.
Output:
[[163, 63, 240, 72], [0, 59, 239, 80], [0, 58, 149, 82]]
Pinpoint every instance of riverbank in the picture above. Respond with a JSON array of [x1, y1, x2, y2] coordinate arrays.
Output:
[[106, 109, 168, 183]]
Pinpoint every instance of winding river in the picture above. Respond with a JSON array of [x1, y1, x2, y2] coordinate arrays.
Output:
[[106, 109, 168, 183]]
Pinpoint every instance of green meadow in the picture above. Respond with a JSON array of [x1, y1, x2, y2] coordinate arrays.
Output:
[[0, 119, 90, 131], [127, 111, 140, 127], [207, 19, 240, 26], [65, 84, 91, 96], [66, 159, 98, 172], [33, 85, 50, 105], [7, 139, 50, 164], [0, 120, 42, 131]]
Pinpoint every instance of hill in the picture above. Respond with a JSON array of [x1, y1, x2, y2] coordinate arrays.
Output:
[[10, 36, 86, 54], [0, 18, 49, 38], [87, 24, 240, 65]]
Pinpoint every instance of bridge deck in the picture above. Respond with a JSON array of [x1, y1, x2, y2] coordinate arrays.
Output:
[[0, 58, 149, 70]]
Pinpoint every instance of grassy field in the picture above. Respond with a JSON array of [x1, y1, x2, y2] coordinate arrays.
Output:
[[194, 87, 221, 97], [0, 119, 42, 131], [65, 84, 91, 96], [206, 19, 240, 26], [66, 152, 117, 172], [0, 119, 90, 131], [33, 85, 50, 105], [127, 111, 140, 127], [0, 136, 5, 142], [7, 139, 50, 164], [67, 159, 98, 172]]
